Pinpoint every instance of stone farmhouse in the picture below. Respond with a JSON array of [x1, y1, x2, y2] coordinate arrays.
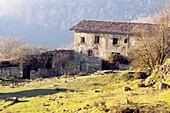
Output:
[[70, 19, 159, 58], [0, 19, 169, 79]]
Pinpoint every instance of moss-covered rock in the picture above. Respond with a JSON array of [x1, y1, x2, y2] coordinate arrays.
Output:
[[134, 72, 148, 79]]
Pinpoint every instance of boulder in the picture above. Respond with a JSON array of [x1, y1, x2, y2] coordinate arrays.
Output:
[[137, 83, 145, 87], [159, 83, 169, 90], [123, 99, 130, 104], [134, 72, 148, 79], [5, 97, 19, 102], [122, 87, 131, 91], [94, 90, 100, 93], [43, 103, 50, 106], [144, 90, 148, 93], [58, 96, 63, 98]]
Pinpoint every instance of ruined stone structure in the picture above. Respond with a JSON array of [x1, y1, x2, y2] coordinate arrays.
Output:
[[29, 50, 101, 79], [70, 20, 157, 58], [0, 61, 21, 79], [18, 50, 102, 79], [0, 50, 102, 79], [0, 67, 22, 79]]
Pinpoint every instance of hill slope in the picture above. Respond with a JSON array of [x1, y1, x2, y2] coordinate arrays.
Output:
[[0, 71, 169, 112]]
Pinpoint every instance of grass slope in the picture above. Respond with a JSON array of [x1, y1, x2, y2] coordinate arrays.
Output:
[[0, 71, 170, 113]]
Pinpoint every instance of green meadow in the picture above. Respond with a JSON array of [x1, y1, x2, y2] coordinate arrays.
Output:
[[0, 70, 169, 113]]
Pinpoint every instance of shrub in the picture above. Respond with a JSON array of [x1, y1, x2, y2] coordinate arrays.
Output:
[[93, 101, 109, 112], [137, 82, 145, 87], [107, 53, 131, 65], [152, 74, 164, 80], [121, 73, 134, 81], [77, 72, 87, 76], [134, 72, 148, 79]]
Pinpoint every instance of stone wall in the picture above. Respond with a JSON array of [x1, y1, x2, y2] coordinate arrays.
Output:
[[30, 68, 55, 79], [0, 67, 22, 79], [51, 50, 102, 75], [29, 50, 102, 78], [0, 50, 102, 79], [73, 31, 136, 58], [86, 63, 101, 74], [118, 64, 130, 70]]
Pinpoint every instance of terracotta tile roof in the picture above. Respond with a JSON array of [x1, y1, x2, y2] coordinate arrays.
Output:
[[70, 19, 158, 35]]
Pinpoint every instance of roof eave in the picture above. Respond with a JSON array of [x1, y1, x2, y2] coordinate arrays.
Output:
[[72, 30, 133, 35]]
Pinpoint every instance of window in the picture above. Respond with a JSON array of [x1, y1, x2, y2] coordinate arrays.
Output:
[[81, 37, 85, 43], [124, 38, 127, 43], [113, 38, 118, 45], [94, 36, 100, 44], [111, 52, 120, 55], [88, 50, 93, 56]]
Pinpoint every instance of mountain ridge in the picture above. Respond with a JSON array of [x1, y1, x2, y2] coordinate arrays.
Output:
[[0, 0, 164, 48]]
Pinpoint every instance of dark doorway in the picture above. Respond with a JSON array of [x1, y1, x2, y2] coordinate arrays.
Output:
[[45, 58, 52, 69], [80, 62, 86, 72], [102, 60, 118, 70], [88, 50, 93, 56], [22, 65, 31, 79]]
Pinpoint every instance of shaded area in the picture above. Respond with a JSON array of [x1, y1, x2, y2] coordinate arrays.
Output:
[[4, 100, 29, 108], [0, 88, 73, 99], [0, 79, 31, 86], [93, 83, 106, 86]]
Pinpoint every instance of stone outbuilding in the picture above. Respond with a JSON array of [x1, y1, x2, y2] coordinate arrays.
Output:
[[0, 50, 102, 79], [22, 50, 102, 79]]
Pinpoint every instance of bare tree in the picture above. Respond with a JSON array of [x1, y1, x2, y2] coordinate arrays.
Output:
[[0, 36, 24, 60], [0, 36, 49, 61], [130, 12, 170, 71], [15, 44, 49, 58]]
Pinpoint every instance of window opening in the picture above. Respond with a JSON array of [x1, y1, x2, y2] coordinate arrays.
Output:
[[94, 36, 100, 44], [124, 38, 127, 43], [113, 38, 118, 45], [81, 37, 85, 43], [111, 52, 120, 55], [88, 50, 93, 56]]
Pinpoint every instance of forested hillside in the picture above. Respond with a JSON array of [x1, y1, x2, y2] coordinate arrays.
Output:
[[0, 0, 164, 48]]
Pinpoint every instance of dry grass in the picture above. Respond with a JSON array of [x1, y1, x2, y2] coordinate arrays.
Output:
[[0, 71, 169, 113]]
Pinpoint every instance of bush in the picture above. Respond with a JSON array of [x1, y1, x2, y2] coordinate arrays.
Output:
[[137, 82, 145, 87], [120, 73, 134, 81], [77, 72, 87, 76], [107, 53, 131, 65], [134, 72, 148, 79]]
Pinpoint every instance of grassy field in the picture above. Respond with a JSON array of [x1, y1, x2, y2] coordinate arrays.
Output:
[[0, 71, 170, 113]]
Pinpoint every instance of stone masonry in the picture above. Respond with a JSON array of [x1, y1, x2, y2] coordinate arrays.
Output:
[[0, 50, 102, 79], [70, 19, 158, 58], [0, 67, 22, 79], [28, 50, 102, 79], [73, 31, 135, 58]]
